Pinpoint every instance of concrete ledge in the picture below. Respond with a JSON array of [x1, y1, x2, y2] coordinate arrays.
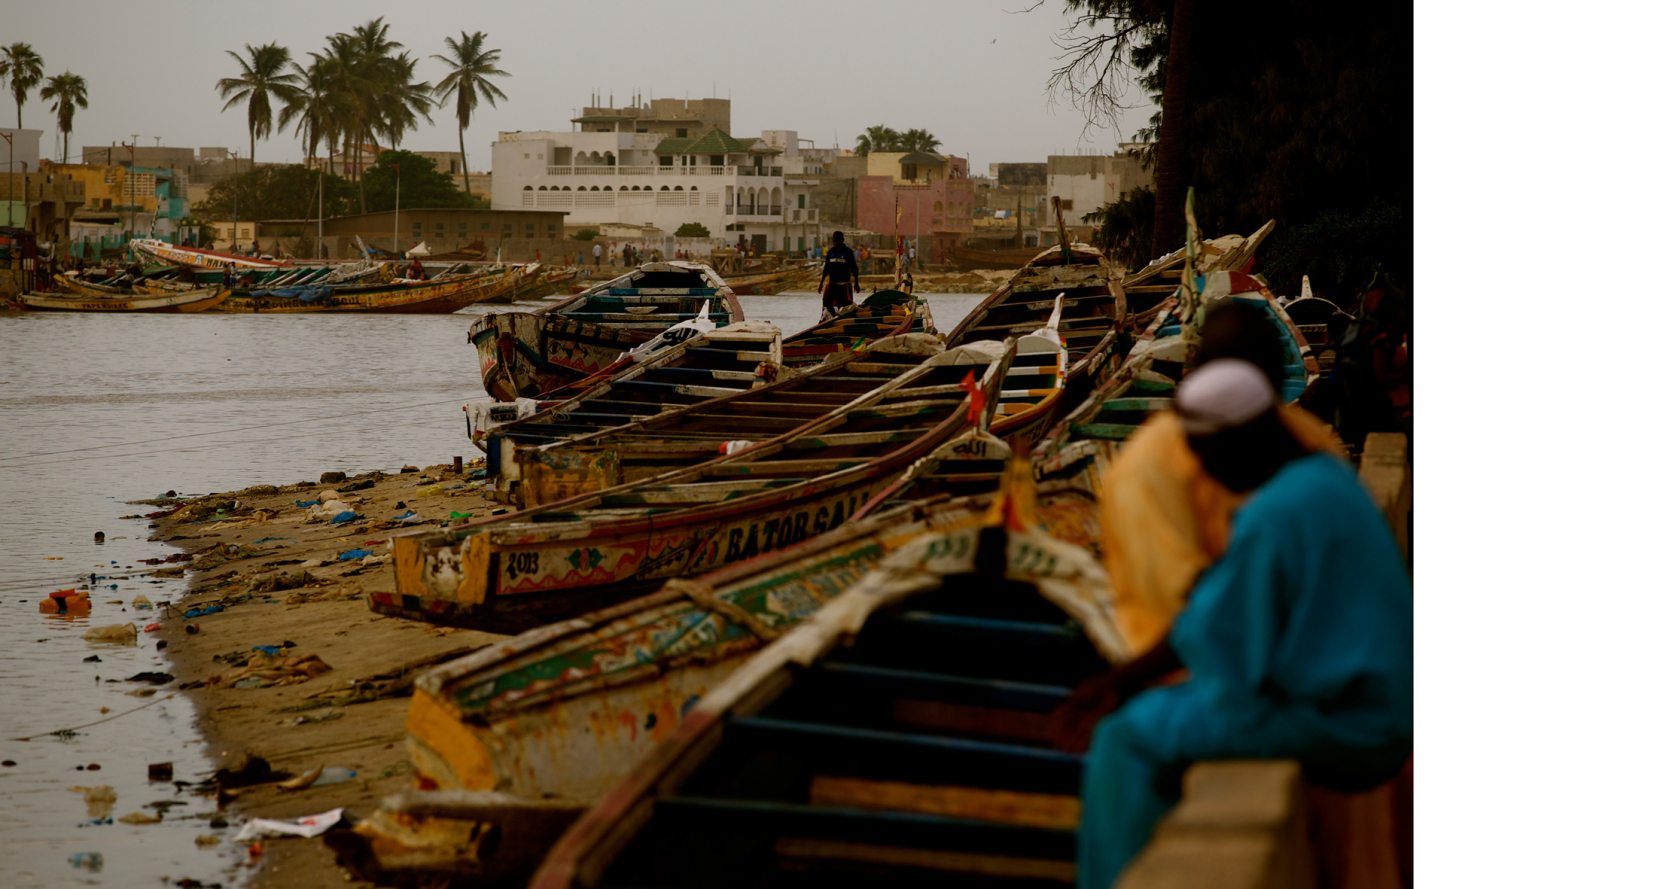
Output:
[[1117, 761, 1315, 889], [1358, 432, 1411, 560]]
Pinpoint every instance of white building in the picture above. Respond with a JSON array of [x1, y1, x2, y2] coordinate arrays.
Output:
[[1046, 149, 1154, 216], [0, 128, 44, 173], [491, 125, 823, 254]]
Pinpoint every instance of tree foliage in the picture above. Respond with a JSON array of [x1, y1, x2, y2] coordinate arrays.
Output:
[[217, 43, 299, 167], [1, 42, 44, 130], [674, 222, 710, 238], [855, 125, 943, 156], [1083, 185, 1154, 271], [430, 31, 509, 199], [38, 72, 88, 163], [196, 165, 351, 222], [359, 150, 471, 213], [1049, 0, 1410, 291], [571, 228, 599, 241]]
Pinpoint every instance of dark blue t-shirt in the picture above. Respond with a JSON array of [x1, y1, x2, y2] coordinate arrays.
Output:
[[824, 244, 857, 284]]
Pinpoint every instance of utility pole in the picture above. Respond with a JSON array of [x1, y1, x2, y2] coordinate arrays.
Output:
[[2, 131, 13, 228], [229, 150, 239, 254], [123, 138, 138, 244], [392, 163, 401, 257]]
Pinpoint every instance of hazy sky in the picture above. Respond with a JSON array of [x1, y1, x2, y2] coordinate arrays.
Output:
[[7, 0, 1154, 173]]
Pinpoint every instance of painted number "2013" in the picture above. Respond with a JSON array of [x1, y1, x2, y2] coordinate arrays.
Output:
[[504, 551, 540, 579]]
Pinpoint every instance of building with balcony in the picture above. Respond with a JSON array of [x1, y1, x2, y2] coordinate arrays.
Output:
[[491, 114, 824, 255]]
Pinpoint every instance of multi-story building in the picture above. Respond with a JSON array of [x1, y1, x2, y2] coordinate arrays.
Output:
[[491, 104, 824, 255], [824, 151, 973, 265], [44, 162, 187, 239]]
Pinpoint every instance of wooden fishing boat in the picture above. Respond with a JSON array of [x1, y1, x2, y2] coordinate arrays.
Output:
[[527, 457, 1127, 889], [468, 319, 783, 458], [204, 267, 515, 314], [501, 332, 951, 510], [1043, 269, 1318, 457], [722, 265, 820, 295], [17, 285, 231, 313], [943, 241, 1048, 270], [946, 241, 1134, 451], [780, 289, 935, 368], [470, 261, 745, 402], [52, 273, 131, 296], [1116, 220, 1276, 315], [390, 339, 1011, 633], [130, 237, 290, 270], [339, 465, 1107, 886]]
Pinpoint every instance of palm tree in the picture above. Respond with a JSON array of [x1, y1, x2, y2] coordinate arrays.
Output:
[[39, 72, 88, 163], [376, 51, 434, 150], [0, 43, 44, 130], [217, 43, 299, 168], [898, 128, 941, 154], [279, 55, 346, 240], [431, 31, 509, 200], [855, 125, 899, 156]]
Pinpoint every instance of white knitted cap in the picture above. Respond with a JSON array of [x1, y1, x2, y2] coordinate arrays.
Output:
[[1175, 358, 1276, 435]]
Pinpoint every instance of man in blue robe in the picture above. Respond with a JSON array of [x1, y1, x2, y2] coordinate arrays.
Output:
[[1059, 358, 1413, 886]]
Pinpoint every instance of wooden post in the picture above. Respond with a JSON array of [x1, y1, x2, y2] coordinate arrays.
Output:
[[453, 456, 464, 475], [1052, 196, 1071, 265]]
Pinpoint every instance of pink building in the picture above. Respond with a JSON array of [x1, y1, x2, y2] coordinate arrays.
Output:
[[852, 153, 974, 264]]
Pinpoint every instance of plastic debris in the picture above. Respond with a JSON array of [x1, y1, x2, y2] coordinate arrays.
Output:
[[68, 852, 104, 871], [294, 499, 321, 507], [415, 485, 443, 498], [118, 811, 162, 825], [337, 549, 372, 561], [149, 762, 174, 781], [328, 511, 362, 524], [184, 605, 222, 618], [195, 834, 221, 847], [232, 807, 345, 840], [70, 785, 117, 819], [83, 624, 137, 644], [449, 511, 473, 520]]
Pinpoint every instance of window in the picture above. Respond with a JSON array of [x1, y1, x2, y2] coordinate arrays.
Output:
[[413, 222, 422, 232], [503, 224, 513, 234], [524, 185, 532, 191], [577, 186, 586, 191], [603, 186, 612, 191], [798, 194, 806, 209], [459, 222, 468, 231], [1060, 199, 1074, 211], [548, 223, 558, 231], [537, 185, 546, 191], [934, 201, 943, 213], [435, 223, 445, 231], [675, 128, 688, 138], [481, 223, 491, 231]]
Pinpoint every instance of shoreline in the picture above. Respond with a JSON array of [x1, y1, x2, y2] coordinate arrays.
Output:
[[146, 460, 506, 888]]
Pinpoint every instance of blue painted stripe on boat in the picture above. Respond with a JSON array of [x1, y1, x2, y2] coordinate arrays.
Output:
[[730, 715, 1084, 764]]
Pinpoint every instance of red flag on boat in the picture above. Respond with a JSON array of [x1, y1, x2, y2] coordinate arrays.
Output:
[[958, 371, 987, 426]]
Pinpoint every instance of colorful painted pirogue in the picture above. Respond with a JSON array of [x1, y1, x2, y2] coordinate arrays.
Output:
[[471, 290, 935, 484], [1044, 270, 1318, 456], [527, 458, 1128, 889], [337, 465, 1106, 887], [199, 266, 518, 314], [130, 237, 289, 270], [17, 285, 231, 313], [780, 289, 935, 368], [470, 261, 745, 402], [946, 242, 1133, 450], [467, 320, 787, 469], [389, 339, 1012, 633], [502, 332, 952, 511]]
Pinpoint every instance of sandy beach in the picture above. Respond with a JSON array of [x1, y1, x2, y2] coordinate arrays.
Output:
[[142, 462, 509, 888]]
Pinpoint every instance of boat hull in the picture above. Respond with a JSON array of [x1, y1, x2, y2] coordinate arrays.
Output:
[[207, 269, 513, 314], [18, 287, 231, 313]]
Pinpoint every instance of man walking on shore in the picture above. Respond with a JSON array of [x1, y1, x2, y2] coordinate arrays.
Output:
[[818, 230, 859, 321]]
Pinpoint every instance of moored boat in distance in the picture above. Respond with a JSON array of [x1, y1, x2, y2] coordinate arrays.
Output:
[[205, 266, 518, 314], [130, 237, 291, 270], [470, 261, 745, 401], [17, 285, 231, 313]]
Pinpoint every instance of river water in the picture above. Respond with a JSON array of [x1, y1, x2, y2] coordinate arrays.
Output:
[[0, 291, 985, 887]]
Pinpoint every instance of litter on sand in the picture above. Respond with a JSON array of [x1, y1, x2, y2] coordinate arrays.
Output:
[[232, 807, 345, 840]]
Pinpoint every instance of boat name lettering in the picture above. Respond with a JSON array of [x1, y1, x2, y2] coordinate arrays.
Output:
[[723, 490, 871, 565]]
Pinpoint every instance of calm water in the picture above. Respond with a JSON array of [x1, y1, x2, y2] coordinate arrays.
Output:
[[0, 291, 986, 886]]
